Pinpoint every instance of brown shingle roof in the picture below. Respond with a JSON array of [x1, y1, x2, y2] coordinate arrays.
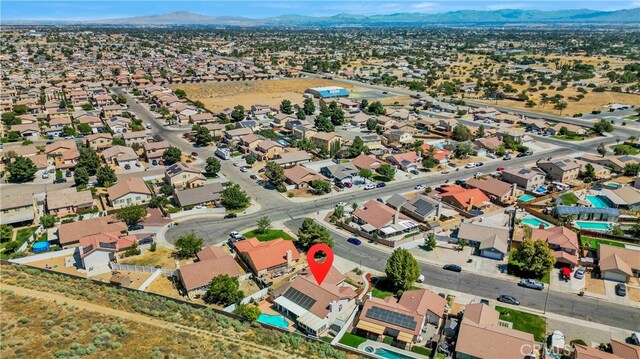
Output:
[[107, 177, 152, 201], [47, 188, 94, 211], [58, 216, 127, 246]]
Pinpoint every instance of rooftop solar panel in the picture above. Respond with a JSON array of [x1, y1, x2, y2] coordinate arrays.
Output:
[[283, 287, 316, 310], [365, 306, 418, 330]]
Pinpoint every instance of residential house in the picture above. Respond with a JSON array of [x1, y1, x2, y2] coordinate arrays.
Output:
[[233, 237, 300, 278], [454, 303, 535, 359], [46, 188, 95, 216], [352, 153, 384, 171], [387, 151, 421, 172], [102, 104, 124, 118], [164, 162, 206, 189], [0, 194, 35, 225], [9, 123, 41, 138], [179, 246, 244, 299], [253, 139, 285, 161], [78, 232, 137, 276], [320, 162, 360, 184], [600, 186, 640, 210], [356, 289, 447, 346], [387, 194, 458, 225], [554, 206, 620, 222], [420, 143, 452, 164], [610, 339, 640, 359], [473, 137, 503, 152], [107, 177, 152, 209], [101, 145, 139, 168], [531, 226, 579, 267], [238, 133, 263, 153], [121, 131, 147, 146], [501, 167, 546, 191], [432, 118, 458, 133], [574, 159, 611, 179], [457, 222, 509, 260], [549, 123, 587, 135], [351, 199, 396, 233], [224, 127, 253, 143], [386, 130, 413, 144], [57, 216, 127, 248], [310, 132, 342, 153], [598, 244, 640, 283], [143, 140, 170, 163], [466, 178, 520, 204], [173, 182, 224, 208], [537, 158, 581, 183], [572, 344, 621, 359], [578, 155, 639, 172], [273, 150, 312, 168], [44, 139, 77, 157], [284, 165, 326, 189], [438, 185, 491, 213], [85, 133, 113, 151], [189, 112, 215, 124], [273, 267, 357, 336], [55, 148, 80, 170]]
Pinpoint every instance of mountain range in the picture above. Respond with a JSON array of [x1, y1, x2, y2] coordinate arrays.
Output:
[[4, 8, 640, 26]]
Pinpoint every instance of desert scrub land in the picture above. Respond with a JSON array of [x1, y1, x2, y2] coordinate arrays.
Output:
[[0, 263, 354, 359]]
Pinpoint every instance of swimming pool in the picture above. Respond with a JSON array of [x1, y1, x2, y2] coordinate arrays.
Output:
[[373, 347, 416, 359], [518, 194, 535, 202], [586, 196, 611, 208], [604, 183, 621, 189], [521, 218, 551, 228], [535, 187, 548, 194], [575, 222, 613, 231], [257, 314, 289, 329]]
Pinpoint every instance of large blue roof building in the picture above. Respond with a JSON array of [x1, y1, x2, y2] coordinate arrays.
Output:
[[304, 86, 350, 99]]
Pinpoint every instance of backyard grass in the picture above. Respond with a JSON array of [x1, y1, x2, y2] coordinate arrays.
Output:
[[496, 306, 546, 342], [339, 333, 367, 348], [550, 135, 584, 141], [580, 236, 626, 250], [15, 226, 38, 244], [242, 229, 295, 242], [371, 277, 395, 299], [411, 346, 432, 357], [403, 231, 421, 239], [610, 144, 639, 155], [560, 193, 580, 206]]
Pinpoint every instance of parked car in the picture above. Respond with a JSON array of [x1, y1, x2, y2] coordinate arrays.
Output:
[[135, 162, 141, 167], [334, 181, 345, 189], [233, 162, 241, 167], [519, 279, 544, 290], [138, 237, 154, 245], [410, 169, 420, 175], [376, 198, 385, 203], [517, 152, 526, 158], [336, 202, 347, 208], [415, 184, 425, 190], [497, 295, 520, 305], [65, 170, 72, 178], [347, 237, 361, 245], [128, 224, 144, 231], [615, 283, 627, 297], [53, 178, 67, 184], [250, 174, 258, 180], [574, 267, 585, 279], [497, 167, 505, 171], [124, 164, 131, 170], [417, 274, 425, 283], [443, 264, 462, 272], [240, 167, 248, 172], [465, 163, 477, 169], [476, 162, 484, 167], [480, 299, 490, 305], [343, 182, 353, 188], [503, 155, 512, 160], [191, 151, 198, 157], [146, 123, 152, 129], [376, 182, 386, 188], [230, 231, 242, 238], [474, 172, 483, 177], [224, 213, 238, 219], [152, 159, 158, 166], [455, 179, 466, 186], [364, 184, 376, 190], [448, 162, 457, 168], [42, 172, 49, 179]]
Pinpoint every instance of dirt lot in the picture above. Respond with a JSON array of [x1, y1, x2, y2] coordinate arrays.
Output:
[[170, 78, 361, 112], [120, 246, 186, 269], [585, 275, 606, 295]]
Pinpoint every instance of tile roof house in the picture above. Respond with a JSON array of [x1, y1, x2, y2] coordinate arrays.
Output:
[[352, 153, 384, 171], [233, 238, 300, 277], [55, 148, 81, 170], [573, 344, 622, 359], [579, 155, 639, 173], [284, 164, 326, 189], [79, 232, 137, 277], [101, 145, 138, 166], [44, 139, 77, 157], [454, 303, 535, 359], [164, 162, 206, 189], [611, 339, 640, 359], [420, 143, 452, 163], [107, 177, 152, 209], [143, 140, 170, 162], [273, 150, 312, 168], [438, 185, 491, 212], [600, 186, 640, 210], [466, 177, 520, 204], [273, 267, 357, 336], [457, 222, 510, 260], [57, 216, 127, 247], [474, 137, 503, 151], [501, 167, 546, 191], [598, 244, 640, 283], [531, 226, 579, 267], [310, 132, 342, 152], [356, 289, 447, 344], [46, 188, 95, 216], [85, 133, 113, 151], [179, 246, 244, 299], [352, 199, 397, 231], [386, 151, 421, 172]]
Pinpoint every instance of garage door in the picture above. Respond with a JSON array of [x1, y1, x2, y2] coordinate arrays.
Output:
[[603, 271, 627, 283], [481, 249, 503, 260]]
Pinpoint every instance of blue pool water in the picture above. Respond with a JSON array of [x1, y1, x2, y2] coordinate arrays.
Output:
[[575, 222, 613, 231], [374, 348, 416, 359], [586, 196, 611, 208], [534, 187, 548, 194], [258, 314, 289, 329], [521, 218, 550, 228], [32, 241, 50, 253], [604, 183, 621, 189], [518, 194, 535, 202]]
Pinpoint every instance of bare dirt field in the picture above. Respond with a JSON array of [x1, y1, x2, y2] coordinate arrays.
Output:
[[170, 78, 361, 112], [120, 246, 186, 269]]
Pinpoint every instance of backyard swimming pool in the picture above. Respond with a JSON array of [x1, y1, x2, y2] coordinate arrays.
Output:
[[258, 314, 289, 329], [575, 222, 613, 231], [518, 194, 535, 202], [586, 196, 611, 208], [521, 218, 551, 228], [370, 347, 416, 359]]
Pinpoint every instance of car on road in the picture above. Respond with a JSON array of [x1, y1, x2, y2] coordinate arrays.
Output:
[[135, 162, 141, 167], [410, 169, 420, 175], [525, 150, 533, 156], [233, 162, 241, 167], [336, 202, 347, 208], [128, 224, 144, 231], [465, 163, 477, 169], [415, 184, 425, 190], [53, 178, 67, 184], [474, 172, 483, 177], [497, 295, 520, 305], [480, 299, 490, 305], [615, 283, 627, 297], [519, 279, 544, 290], [443, 264, 462, 272], [224, 213, 238, 219], [517, 152, 526, 157], [497, 167, 505, 171], [191, 151, 198, 157], [574, 267, 585, 279], [448, 162, 457, 168], [146, 123, 152, 129], [250, 174, 258, 180], [230, 231, 243, 239], [503, 155, 512, 160], [476, 162, 484, 167], [240, 167, 248, 172], [347, 237, 361, 245], [382, 91, 389, 94], [364, 184, 376, 190], [417, 274, 425, 283], [376, 182, 386, 188], [441, 170, 450, 174]]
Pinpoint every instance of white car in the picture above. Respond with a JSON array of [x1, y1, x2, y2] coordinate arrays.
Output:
[[364, 184, 376, 190], [465, 163, 477, 169], [240, 167, 248, 172], [335, 202, 347, 208], [146, 123, 152, 129], [415, 184, 425, 190], [233, 162, 241, 167], [474, 172, 483, 177], [230, 231, 242, 239]]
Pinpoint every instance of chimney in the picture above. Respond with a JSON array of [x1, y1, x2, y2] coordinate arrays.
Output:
[[436, 202, 442, 218], [175, 260, 180, 270], [394, 208, 400, 224], [511, 183, 517, 198], [468, 196, 474, 211], [286, 249, 292, 266]]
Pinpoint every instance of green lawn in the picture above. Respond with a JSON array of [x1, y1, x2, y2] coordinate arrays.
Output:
[[496, 306, 546, 342], [15, 226, 38, 244], [339, 333, 367, 348], [242, 229, 295, 242], [411, 346, 432, 357], [550, 135, 584, 141], [540, 271, 551, 284], [371, 277, 395, 299], [610, 144, 639, 155], [560, 193, 580, 206], [580, 236, 625, 250]]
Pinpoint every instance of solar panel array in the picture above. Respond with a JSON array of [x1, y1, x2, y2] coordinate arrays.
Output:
[[284, 287, 316, 310], [518, 168, 530, 175], [413, 199, 434, 216], [556, 206, 619, 215], [365, 306, 417, 330]]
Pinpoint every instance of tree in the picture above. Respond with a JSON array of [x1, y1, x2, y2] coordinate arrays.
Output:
[[162, 146, 182, 165], [348, 136, 368, 158], [385, 248, 420, 291], [194, 126, 212, 147], [77, 123, 93, 134], [149, 195, 168, 208], [159, 184, 174, 196], [112, 137, 126, 146], [245, 155, 256, 166], [367, 101, 385, 115], [256, 216, 271, 234], [221, 182, 250, 210], [174, 89, 187, 98], [265, 161, 286, 187], [309, 179, 331, 195], [525, 99, 536, 108], [0, 225, 13, 242], [231, 105, 245, 122], [116, 205, 147, 226], [597, 143, 607, 157], [204, 275, 244, 306], [559, 126, 568, 136], [280, 99, 293, 115], [377, 164, 396, 182], [623, 163, 640, 176], [424, 233, 436, 251], [81, 103, 95, 111], [454, 143, 473, 159], [475, 124, 485, 138], [495, 145, 507, 157], [358, 168, 373, 180], [7, 156, 37, 183], [40, 214, 57, 228], [234, 304, 261, 321], [297, 218, 333, 249], [204, 157, 221, 176], [422, 157, 437, 170], [116, 93, 128, 104], [510, 239, 556, 279], [174, 233, 203, 258], [62, 125, 77, 137], [303, 98, 315, 115], [1, 112, 20, 126], [77, 148, 101, 175], [366, 118, 378, 131], [314, 115, 334, 132], [553, 101, 567, 115], [581, 163, 596, 182], [592, 119, 613, 135], [74, 166, 89, 186], [451, 124, 472, 142], [96, 165, 117, 186]]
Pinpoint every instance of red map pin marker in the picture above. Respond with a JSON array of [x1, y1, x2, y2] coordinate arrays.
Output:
[[307, 243, 334, 286]]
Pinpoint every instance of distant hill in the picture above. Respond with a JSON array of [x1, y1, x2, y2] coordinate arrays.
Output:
[[3, 8, 639, 26]]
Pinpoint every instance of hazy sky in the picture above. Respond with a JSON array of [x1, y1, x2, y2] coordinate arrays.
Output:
[[2, 1, 638, 20]]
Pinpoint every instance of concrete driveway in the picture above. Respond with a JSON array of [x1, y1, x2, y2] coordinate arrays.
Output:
[[550, 268, 585, 294]]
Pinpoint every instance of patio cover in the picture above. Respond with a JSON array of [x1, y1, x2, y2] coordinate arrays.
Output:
[[397, 331, 414, 343], [298, 311, 327, 332], [274, 296, 308, 317], [356, 320, 385, 335], [361, 223, 377, 232]]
